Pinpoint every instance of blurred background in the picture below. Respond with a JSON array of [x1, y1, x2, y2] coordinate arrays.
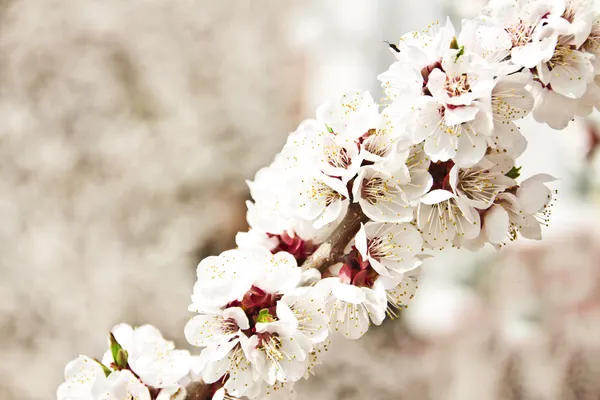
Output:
[[0, 0, 599, 399]]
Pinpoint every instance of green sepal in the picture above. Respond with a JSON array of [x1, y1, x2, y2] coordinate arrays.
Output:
[[116, 349, 129, 369], [455, 45, 465, 61], [109, 333, 128, 369], [506, 166, 522, 179], [93, 358, 112, 377], [256, 308, 276, 323], [449, 36, 459, 50]]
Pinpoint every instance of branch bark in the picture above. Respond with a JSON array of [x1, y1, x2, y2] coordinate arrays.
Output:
[[184, 381, 212, 400], [301, 202, 369, 273]]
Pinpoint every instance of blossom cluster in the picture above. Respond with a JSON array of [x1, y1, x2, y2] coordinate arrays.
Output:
[[57, 324, 193, 400], [58, 0, 600, 399]]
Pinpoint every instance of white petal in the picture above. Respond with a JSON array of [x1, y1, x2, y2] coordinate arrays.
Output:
[[420, 189, 454, 205], [255, 251, 301, 294], [520, 215, 543, 240], [454, 130, 487, 167], [332, 282, 367, 304], [223, 307, 250, 330], [355, 223, 368, 260], [445, 106, 480, 126], [185, 315, 228, 348], [517, 174, 556, 214], [483, 205, 509, 244]]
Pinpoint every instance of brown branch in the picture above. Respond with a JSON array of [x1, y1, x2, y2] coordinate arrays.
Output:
[[184, 381, 212, 400], [301, 202, 369, 273]]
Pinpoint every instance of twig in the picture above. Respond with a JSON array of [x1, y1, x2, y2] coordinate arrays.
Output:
[[184, 381, 212, 400], [301, 202, 369, 273]]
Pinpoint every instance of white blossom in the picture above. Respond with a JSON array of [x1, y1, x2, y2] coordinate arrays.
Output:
[[291, 170, 349, 229], [417, 189, 481, 247], [316, 277, 387, 339], [478, 173, 556, 244], [536, 36, 595, 99], [57, 323, 192, 400], [355, 222, 423, 278], [185, 247, 328, 398], [58, 356, 151, 400], [481, 0, 563, 68], [449, 155, 517, 210], [351, 156, 415, 223], [490, 72, 533, 156], [379, 268, 421, 319], [101, 324, 191, 390]]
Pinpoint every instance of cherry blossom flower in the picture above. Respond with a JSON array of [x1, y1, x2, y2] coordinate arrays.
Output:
[[449, 155, 517, 210], [57, 356, 151, 400], [58, 324, 191, 400], [530, 80, 592, 129], [489, 72, 533, 156], [536, 35, 595, 99], [354, 222, 423, 278], [291, 170, 349, 229], [316, 90, 384, 145], [481, 0, 563, 69], [351, 157, 415, 223], [100, 324, 191, 390], [409, 94, 494, 167], [379, 268, 421, 319], [316, 276, 387, 339], [185, 247, 328, 398], [417, 189, 481, 248], [476, 173, 556, 245], [281, 119, 362, 184]]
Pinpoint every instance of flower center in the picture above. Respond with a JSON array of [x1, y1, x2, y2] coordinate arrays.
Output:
[[457, 167, 506, 205], [338, 248, 378, 288], [361, 177, 393, 204], [423, 198, 471, 238], [227, 286, 282, 335], [268, 231, 316, 264], [583, 23, 600, 53], [222, 318, 239, 335], [562, 0, 576, 23], [367, 236, 395, 260], [506, 19, 536, 47], [445, 74, 471, 97], [548, 45, 575, 69], [428, 160, 454, 191], [257, 332, 285, 363], [361, 129, 393, 158], [310, 180, 344, 206], [325, 145, 351, 169]]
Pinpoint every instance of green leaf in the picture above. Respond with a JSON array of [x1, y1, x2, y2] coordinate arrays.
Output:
[[506, 166, 522, 179], [93, 358, 112, 377]]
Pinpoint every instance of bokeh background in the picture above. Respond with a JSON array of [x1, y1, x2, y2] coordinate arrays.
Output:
[[1, 1, 599, 399]]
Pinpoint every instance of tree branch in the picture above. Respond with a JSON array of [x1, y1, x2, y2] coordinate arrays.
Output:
[[184, 381, 212, 400], [301, 202, 369, 273]]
